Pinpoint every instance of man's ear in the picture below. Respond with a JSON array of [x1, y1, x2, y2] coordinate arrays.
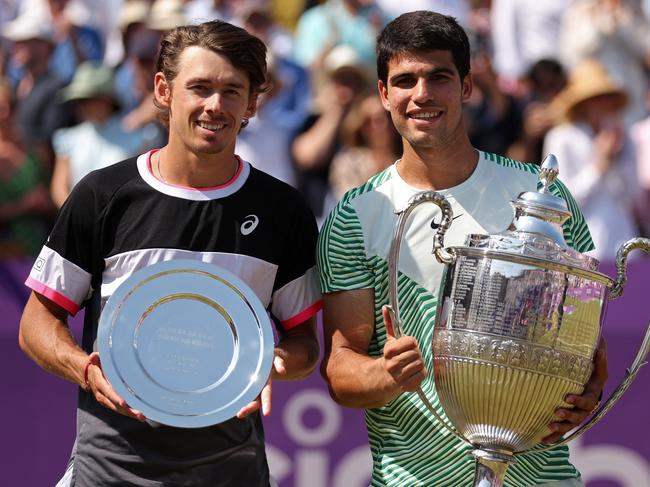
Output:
[[461, 73, 473, 102], [244, 93, 259, 118], [154, 72, 171, 107], [378, 80, 390, 111]]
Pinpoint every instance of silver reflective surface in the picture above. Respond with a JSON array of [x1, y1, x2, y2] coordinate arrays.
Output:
[[97, 260, 275, 428], [433, 249, 607, 451]]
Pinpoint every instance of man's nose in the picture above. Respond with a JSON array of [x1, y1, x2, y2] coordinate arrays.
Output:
[[413, 79, 434, 102], [205, 92, 224, 113]]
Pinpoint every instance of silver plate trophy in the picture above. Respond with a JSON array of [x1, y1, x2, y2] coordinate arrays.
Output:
[[97, 259, 275, 428], [387, 155, 650, 486]]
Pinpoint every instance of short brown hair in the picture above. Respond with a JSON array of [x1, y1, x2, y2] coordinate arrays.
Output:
[[154, 20, 269, 126]]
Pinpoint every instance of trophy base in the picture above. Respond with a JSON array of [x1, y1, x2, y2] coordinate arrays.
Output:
[[471, 448, 515, 487]]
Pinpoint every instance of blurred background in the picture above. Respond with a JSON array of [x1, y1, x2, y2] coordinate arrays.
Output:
[[0, 0, 649, 486]]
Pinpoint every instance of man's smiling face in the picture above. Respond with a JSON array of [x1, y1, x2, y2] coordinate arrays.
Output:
[[157, 45, 258, 157], [378, 49, 472, 151]]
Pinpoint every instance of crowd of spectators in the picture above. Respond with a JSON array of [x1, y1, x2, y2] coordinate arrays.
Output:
[[1, 0, 649, 261]]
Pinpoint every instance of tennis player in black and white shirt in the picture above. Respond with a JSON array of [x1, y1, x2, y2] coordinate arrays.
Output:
[[19, 21, 321, 487]]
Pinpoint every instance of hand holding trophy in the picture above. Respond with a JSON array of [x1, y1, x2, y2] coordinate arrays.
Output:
[[387, 155, 650, 487]]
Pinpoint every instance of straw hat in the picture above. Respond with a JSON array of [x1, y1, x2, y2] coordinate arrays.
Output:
[[550, 59, 628, 122], [61, 62, 117, 103]]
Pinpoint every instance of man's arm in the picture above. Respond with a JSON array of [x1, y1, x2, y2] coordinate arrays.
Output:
[[237, 315, 320, 418], [19, 292, 87, 386], [19, 292, 145, 421], [321, 288, 426, 409], [274, 315, 320, 381]]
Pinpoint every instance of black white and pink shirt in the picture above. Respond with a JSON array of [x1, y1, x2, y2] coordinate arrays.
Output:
[[25, 150, 322, 487]]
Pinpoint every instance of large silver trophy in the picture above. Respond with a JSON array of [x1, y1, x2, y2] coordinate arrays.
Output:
[[387, 155, 650, 486]]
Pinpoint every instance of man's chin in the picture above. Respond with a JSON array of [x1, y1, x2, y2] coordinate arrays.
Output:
[[193, 144, 225, 155], [406, 136, 438, 150]]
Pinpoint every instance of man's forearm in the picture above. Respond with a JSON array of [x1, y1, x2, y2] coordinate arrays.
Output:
[[273, 325, 320, 380], [19, 292, 88, 389], [322, 348, 401, 409]]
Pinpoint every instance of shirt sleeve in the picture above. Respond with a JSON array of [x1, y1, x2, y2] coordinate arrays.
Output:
[[548, 178, 596, 254], [317, 195, 374, 294], [25, 175, 103, 315], [270, 194, 322, 330]]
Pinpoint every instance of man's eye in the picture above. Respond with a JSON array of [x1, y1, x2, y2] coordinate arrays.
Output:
[[395, 78, 415, 87]]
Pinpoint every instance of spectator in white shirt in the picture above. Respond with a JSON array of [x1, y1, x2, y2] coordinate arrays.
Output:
[[544, 59, 642, 261]]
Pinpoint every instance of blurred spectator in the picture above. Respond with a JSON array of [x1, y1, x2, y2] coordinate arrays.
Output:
[[46, 0, 104, 83], [292, 44, 371, 222], [104, 0, 151, 67], [234, 2, 312, 186], [236, 1, 311, 132], [508, 59, 567, 163], [375, 0, 470, 25], [113, 1, 155, 110], [184, 0, 234, 24], [328, 90, 402, 198], [631, 88, 650, 234], [490, 0, 570, 96], [116, 27, 167, 150], [234, 0, 294, 59], [559, 0, 650, 125], [0, 0, 20, 27], [45, 0, 123, 44], [293, 0, 389, 71], [0, 78, 53, 257], [2, 16, 70, 167], [272, 0, 309, 32], [236, 56, 300, 186], [50, 62, 151, 207], [464, 43, 523, 156], [148, 0, 187, 32], [544, 59, 642, 261]]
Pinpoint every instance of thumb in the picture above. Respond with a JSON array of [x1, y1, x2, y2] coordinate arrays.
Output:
[[273, 355, 287, 376], [382, 305, 396, 339]]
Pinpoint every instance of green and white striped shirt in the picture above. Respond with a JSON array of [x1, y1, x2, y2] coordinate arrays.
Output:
[[317, 151, 594, 487]]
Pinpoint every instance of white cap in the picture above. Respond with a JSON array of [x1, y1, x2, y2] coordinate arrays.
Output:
[[2, 14, 54, 43], [147, 0, 187, 32], [323, 44, 363, 74]]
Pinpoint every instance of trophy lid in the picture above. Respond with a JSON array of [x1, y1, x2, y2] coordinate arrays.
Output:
[[465, 154, 599, 270]]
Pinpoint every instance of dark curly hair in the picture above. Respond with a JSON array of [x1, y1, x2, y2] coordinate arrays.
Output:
[[376, 11, 470, 85]]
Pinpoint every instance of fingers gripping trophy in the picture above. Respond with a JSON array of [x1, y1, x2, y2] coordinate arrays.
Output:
[[387, 155, 650, 487]]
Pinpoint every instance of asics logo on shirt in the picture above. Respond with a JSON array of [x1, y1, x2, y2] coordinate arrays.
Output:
[[241, 215, 259, 235]]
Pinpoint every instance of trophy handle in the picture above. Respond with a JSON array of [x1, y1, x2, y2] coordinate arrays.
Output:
[[517, 237, 650, 456], [609, 237, 650, 299], [388, 190, 454, 336], [387, 191, 468, 444]]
